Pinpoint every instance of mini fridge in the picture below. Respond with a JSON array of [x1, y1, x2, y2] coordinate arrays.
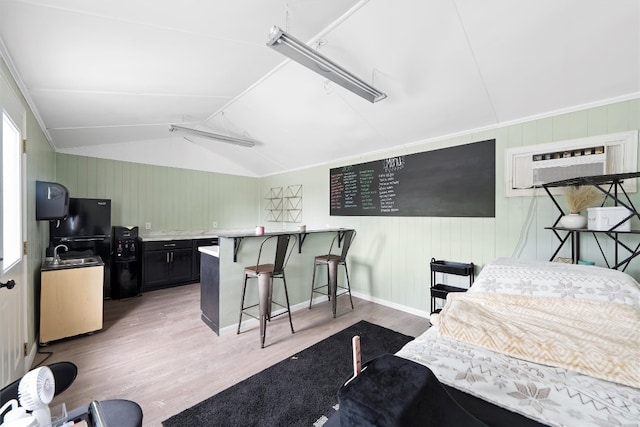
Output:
[[49, 198, 112, 297]]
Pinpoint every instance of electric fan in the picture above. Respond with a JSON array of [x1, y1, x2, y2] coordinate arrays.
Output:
[[17, 367, 55, 427]]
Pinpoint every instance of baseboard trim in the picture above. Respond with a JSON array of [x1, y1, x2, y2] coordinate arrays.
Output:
[[220, 292, 428, 336], [350, 290, 429, 319]]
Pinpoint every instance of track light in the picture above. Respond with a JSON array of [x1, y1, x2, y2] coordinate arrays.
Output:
[[169, 125, 255, 148], [267, 26, 387, 103]]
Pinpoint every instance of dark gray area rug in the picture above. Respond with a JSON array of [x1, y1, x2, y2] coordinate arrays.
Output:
[[162, 320, 414, 427]]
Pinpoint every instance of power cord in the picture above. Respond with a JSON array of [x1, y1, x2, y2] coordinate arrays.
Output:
[[33, 345, 53, 368], [511, 187, 539, 258]]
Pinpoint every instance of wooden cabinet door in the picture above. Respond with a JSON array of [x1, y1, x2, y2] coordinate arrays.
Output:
[[169, 248, 193, 284], [40, 266, 103, 343], [143, 250, 171, 290]]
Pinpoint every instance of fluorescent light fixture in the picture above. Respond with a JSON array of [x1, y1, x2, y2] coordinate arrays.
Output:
[[267, 26, 387, 103], [169, 124, 255, 148]]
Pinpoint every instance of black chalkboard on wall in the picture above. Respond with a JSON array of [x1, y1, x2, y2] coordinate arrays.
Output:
[[330, 139, 495, 217]]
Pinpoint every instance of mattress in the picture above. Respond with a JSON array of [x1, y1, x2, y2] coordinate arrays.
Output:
[[396, 258, 640, 427]]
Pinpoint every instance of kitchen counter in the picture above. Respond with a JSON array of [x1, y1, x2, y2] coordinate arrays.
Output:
[[199, 227, 356, 337], [217, 228, 353, 262], [140, 230, 218, 241], [41, 256, 104, 271], [216, 227, 345, 238], [139, 226, 332, 241], [198, 245, 219, 257], [139, 226, 338, 242]]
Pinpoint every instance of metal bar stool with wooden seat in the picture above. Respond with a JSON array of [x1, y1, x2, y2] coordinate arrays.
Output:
[[309, 229, 356, 318], [237, 233, 296, 348]]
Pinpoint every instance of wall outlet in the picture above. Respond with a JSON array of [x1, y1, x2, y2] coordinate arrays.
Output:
[[145, 222, 151, 230], [212, 221, 218, 228]]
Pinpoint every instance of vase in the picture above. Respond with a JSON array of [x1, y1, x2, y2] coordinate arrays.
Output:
[[560, 213, 587, 229]]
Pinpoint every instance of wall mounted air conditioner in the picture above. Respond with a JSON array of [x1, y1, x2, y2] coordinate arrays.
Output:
[[505, 131, 637, 197], [531, 147, 607, 187]]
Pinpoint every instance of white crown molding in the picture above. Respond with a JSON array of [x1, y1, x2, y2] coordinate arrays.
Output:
[[0, 37, 56, 151]]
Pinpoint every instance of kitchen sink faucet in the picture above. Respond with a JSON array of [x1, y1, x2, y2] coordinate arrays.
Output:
[[53, 244, 69, 264]]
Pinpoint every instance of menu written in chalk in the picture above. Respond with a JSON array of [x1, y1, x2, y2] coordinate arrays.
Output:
[[330, 139, 495, 217]]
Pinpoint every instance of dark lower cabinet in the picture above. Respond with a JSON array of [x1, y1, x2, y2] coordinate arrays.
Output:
[[200, 251, 219, 334], [167, 248, 194, 283], [142, 240, 194, 292], [192, 238, 219, 281]]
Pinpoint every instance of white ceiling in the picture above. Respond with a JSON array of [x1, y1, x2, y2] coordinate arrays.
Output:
[[1, 0, 638, 177]]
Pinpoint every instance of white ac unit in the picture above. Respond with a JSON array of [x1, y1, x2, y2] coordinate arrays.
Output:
[[505, 131, 638, 197], [531, 150, 607, 187]]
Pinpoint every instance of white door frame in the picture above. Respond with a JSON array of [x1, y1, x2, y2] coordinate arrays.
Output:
[[0, 72, 28, 387]]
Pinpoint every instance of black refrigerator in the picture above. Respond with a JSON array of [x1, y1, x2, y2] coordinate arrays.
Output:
[[49, 198, 112, 297]]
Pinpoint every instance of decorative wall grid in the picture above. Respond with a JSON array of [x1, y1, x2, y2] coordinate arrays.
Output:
[[265, 185, 302, 222]]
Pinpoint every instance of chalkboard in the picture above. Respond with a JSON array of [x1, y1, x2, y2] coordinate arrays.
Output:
[[330, 139, 495, 217]]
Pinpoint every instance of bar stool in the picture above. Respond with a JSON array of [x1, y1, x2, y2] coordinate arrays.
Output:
[[309, 229, 356, 318], [238, 233, 296, 348]]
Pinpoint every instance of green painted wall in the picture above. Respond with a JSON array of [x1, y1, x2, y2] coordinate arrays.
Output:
[[260, 99, 640, 315], [25, 108, 56, 350], [55, 155, 261, 232]]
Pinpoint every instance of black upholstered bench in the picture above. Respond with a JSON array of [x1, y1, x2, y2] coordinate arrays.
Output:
[[337, 354, 486, 427]]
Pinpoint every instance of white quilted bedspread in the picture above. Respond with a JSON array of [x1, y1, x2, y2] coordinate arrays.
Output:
[[396, 258, 640, 427]]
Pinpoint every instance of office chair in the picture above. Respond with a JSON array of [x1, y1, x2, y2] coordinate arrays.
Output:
[[1, 362, 143, 427]]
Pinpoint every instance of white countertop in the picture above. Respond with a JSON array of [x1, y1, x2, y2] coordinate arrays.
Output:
[[139, 230, 218, 241], [140, 227, 295, 241], [216, 227, 352, 238], [198, 245, 219, 257], [140, 227, 350, 241]]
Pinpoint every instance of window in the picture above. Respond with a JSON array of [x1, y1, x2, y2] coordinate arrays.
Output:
[[2, 111, 22, 271]]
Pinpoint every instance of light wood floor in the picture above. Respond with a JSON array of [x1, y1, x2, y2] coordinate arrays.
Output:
[[34, 283, 429, 427]]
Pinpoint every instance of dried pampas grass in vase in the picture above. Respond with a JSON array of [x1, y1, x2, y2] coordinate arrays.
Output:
[[563, 185, 603, 214], [560, 185, 603, 229]]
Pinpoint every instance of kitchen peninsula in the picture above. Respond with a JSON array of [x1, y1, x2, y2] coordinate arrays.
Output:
[[199, 228, 354, 336]]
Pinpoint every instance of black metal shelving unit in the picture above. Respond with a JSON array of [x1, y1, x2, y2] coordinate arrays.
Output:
[[541, 172, 640, 271], [430, 258, 474, 314]]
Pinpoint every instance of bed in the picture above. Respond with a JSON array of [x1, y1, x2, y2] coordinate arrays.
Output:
[[394, 257, 640, 426]]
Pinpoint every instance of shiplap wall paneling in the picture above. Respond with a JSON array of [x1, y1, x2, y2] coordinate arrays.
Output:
[[112, 160, 124, 225], [56, 154, 260, 232], [405, 217, 428, 308], [189, 169, 205, 229]]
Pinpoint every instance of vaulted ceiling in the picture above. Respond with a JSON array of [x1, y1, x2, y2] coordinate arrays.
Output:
[[1, 0, 638, 177]]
